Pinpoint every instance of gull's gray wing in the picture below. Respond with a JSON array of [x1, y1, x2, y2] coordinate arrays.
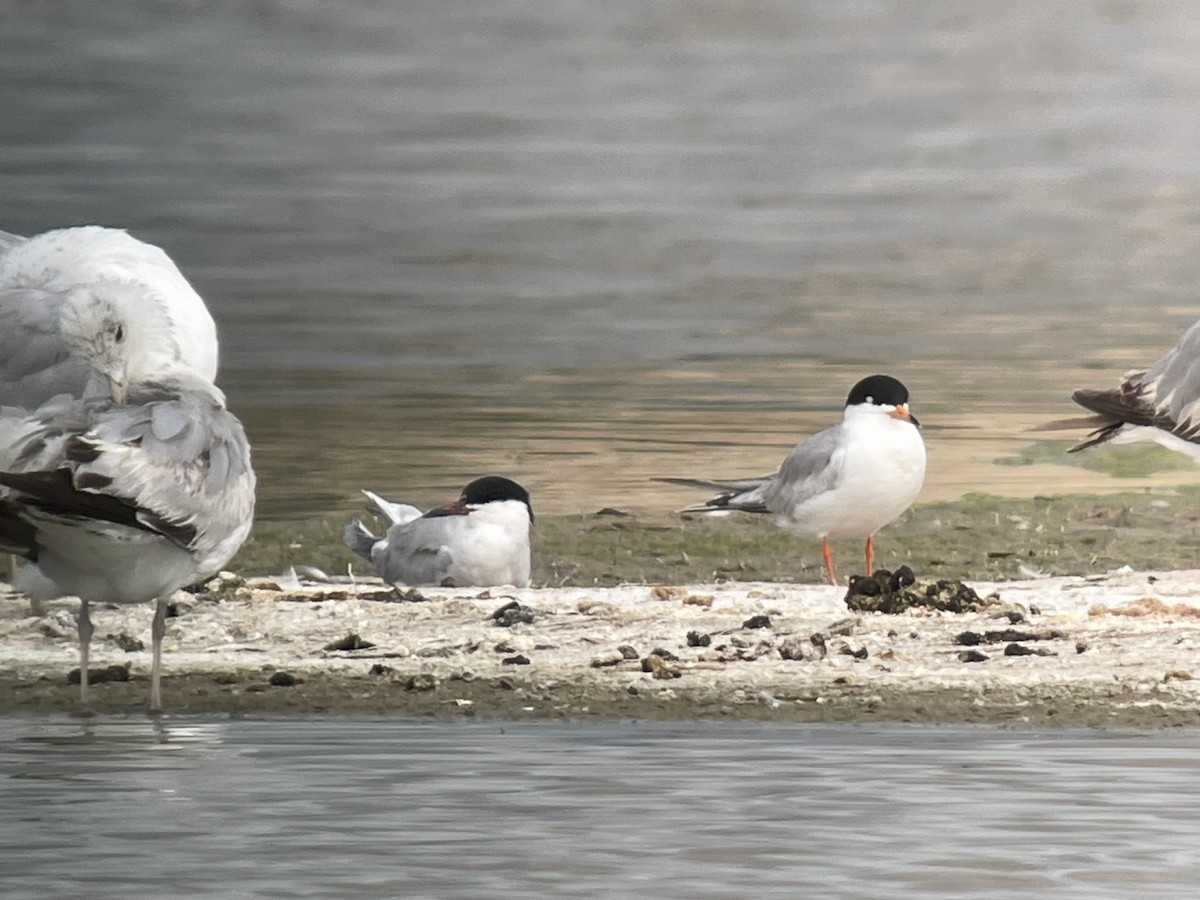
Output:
[[0, 285, 90, 407], [0, 374, 255, 574], [1072, 317, 1200, 448], [0, 230, 25, 254]]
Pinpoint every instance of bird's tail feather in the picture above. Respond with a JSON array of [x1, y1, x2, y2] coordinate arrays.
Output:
[[654, 476, 771, 515], [361, 489, 422, 527], [342, 519, 378, 563]]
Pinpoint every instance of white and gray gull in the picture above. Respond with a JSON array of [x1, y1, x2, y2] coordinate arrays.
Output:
[[0, 226, 253, 713], [344, 476, 533, 588], [1070, 317, 1200, 463], [659, 374, 926, 586]]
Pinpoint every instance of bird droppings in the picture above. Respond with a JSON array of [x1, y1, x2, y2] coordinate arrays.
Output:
[[844, 567, 1001, 614], [491, 601, 538, 627]]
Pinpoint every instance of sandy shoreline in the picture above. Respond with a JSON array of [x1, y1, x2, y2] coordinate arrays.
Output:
[[3, 567, 1200, 727]]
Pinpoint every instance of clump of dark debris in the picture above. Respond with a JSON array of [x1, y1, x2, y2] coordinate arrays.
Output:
[[322, 633, 376, 652], [491, 600, 538, 627], [844, 566, 1000, 614], [67, 663, 131, 686]]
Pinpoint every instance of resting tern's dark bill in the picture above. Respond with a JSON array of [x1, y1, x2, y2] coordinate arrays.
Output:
[[659, 374, 926, 586], [1071, 317, 1200, 462], [344, 476, 534, 588]]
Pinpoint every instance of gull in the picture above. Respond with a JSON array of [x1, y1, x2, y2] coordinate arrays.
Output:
[[344, 476, 534, 588], [659, 374, 926, 586], [1070, 317, 1200, 462], [0, 240, 254, 713], [0, 224, 225, 613], [0, 225, 218, 408]]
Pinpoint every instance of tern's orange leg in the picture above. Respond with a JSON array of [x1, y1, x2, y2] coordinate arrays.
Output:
[[821, 537, 838, 586], [865, 535, 875, 577]]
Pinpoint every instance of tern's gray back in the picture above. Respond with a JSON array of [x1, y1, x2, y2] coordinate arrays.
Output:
[[763, 424, 844, 512], [379, 517, 458, 586]]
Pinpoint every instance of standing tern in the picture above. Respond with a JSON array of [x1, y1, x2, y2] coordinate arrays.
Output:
[[659, 374, 926, 586]]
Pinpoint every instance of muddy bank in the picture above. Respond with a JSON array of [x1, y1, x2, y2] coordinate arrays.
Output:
[[236, 485, 1200, 587], [3, 567, 1200, 727]]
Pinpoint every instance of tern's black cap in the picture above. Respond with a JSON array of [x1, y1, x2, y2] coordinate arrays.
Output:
[[845, 374, 910, 408], [461, 475, 534, 521]]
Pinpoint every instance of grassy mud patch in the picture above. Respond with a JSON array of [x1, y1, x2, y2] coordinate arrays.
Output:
[[234, 487, 1200, 586]]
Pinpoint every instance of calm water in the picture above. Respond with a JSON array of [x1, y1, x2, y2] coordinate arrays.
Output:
[[4, 1, 1200, 518], [0, 715, 1198, 898]]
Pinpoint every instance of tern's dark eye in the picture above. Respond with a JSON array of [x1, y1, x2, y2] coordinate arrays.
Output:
[[114, 325, 125, 342]]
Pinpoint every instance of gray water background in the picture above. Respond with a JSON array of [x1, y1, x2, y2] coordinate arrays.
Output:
[[1, 715, 1198, 899], [5, 1, 1200, 518]]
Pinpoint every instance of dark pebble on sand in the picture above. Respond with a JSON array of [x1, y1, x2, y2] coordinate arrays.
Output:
[[368, 663, 394, 676], [67, 663, 131, 685], [501, 654, 531, 666], [687, 631, 711, 647], [323, 633, 376, 652], [268, 671, 297, 687], [1004, 643, 1055, 657], [958, 650, 989, 663], [617, 645, 640, 659], [114, 632, 145, 652], [742, 615, 772, 630]]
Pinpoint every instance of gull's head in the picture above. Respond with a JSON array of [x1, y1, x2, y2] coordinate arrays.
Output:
[[59, 282, 203, 403], [844, 374, 919, 427], [26, 227, 219, 401]]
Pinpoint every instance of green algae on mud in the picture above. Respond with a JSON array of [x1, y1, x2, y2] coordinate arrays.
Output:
[[232, 487, 1200, 586]]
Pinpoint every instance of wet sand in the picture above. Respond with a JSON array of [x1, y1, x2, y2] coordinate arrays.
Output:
[[3, 567, 1200, 727]]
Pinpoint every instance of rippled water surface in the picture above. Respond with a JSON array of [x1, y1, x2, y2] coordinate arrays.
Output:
[[5, 2, 1200, 517], [1, 716, 1198, 899]]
